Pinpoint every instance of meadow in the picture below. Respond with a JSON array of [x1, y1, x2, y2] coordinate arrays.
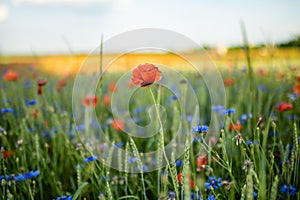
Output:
[[0, 47, 300, 200]]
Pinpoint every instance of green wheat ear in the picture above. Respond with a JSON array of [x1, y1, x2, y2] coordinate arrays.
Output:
[[129, 137, 147, 200], [182, 139, 191, 200], [270, 176, 279, 200], [245, 167, 254, 200]]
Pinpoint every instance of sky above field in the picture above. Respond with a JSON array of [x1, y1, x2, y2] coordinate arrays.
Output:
[[0, 0, 299, 54]]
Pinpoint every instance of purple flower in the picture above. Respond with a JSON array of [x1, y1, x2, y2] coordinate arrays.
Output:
[[168, 191, 176, 199]]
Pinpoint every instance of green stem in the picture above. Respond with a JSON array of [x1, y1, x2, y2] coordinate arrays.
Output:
[[148, 87, 178, 198]]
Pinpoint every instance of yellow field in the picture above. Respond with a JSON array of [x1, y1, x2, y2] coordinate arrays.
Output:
[[0, 48, 299, 76]]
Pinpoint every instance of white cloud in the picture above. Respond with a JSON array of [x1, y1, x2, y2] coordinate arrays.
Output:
[[0, 4, 9, 23], [12, 0, 110, 6]]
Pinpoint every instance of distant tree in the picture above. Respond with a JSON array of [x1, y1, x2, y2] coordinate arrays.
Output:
[[278, 35, 300, 48]]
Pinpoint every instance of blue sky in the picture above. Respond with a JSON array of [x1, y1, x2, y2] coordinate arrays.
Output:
[[0, 0, 299, 54]]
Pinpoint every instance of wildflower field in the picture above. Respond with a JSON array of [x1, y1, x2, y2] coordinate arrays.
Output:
[[1, 47, 300, 200]]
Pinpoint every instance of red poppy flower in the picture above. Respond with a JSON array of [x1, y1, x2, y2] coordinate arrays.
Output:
[[82, 95, 99, 107], [197, 154, 207, 171], [190, 177, 195, 189], [3, 70, 19, 82], [111, 119, 125, 131], [277, 72, 285, 80], [297, 75, 300, 82], [37, 79, 47, 86], [293, 83, 300, 96], [102, 94, 111, 106], [224, 78, 234, 87], [2, 150, 14, 158], [109, 83, 117, 92], [37, 78, 47, 95], [32, 71, 38, 79], [229, 123, 242, 132], [277, 102, 293, 112], [56, 79, 67, 92], [131, 63, 162, 87], [257, 68, 268, 76], [177, 172, 182, 183]]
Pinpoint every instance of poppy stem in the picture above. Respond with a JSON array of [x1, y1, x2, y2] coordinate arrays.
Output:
[[148, 87, 179, 198]]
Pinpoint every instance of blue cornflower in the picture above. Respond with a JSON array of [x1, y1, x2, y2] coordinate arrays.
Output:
[[75, 124, 85, 131], [269, 131, 279, 138], [0, 175, 14, 181], [253, 191, 258, 199], [168, 191, 176, 199], [211, 105, 225, 113], [83, 155, 97, 163], [15, 170, 40, 181], [114, 142, 124, 148], [205, 177, 222, 190], [192, 125, 208, 133], [207, 194, 215, 200], [55, 195, 72, 200], [223, 108, 236, 115], [168, 93, 181, 101], [257, 85, 266, 91], [280, 185, 297, 195], [290, 93, 298, 101], [193, 136, 203, 143], [1, 108, 13, 114], [128, 157, 137, 163], [24, 79, 31, 88], [25, 99, 37, 106], [135, 165, 149, 172], [175, 160, 184, 167], [190, 192, 203, 200], [246, 140, 258, 147], [133, 107, 145, 115], [28, 127, 37, 132]]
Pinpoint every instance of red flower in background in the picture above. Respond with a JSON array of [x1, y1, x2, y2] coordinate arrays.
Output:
[[102, 94, 111, 106], [190, 177, 195, 189], [109, 83, 116, 92], [2, 150, 14, 158], [197, 154, 207, 171], [277, 102, 293, 112], [292, 83, 300, 96], [56, 79, 67, 92], [37, 78, 47, 95], [224, 78, 235, 87], [177, 173, 195, 189], [177, 172, 182, 183], [82, 95, 98, 107], [257, 68, 268, 76], [131, 63, 162, 87], [111, 119, 125, 131], [3, 70, 19, 82], [229, 123, 242, 132]]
